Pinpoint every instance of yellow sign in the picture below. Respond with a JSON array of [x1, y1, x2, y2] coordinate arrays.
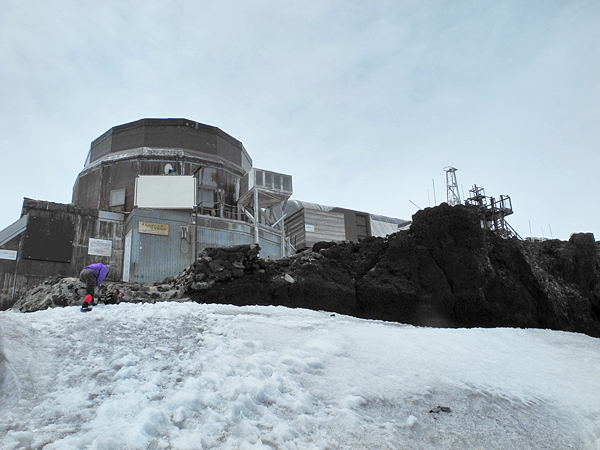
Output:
[[138, 221, 169, 236]]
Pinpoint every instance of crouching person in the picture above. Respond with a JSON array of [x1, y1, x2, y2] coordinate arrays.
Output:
[[79, 263, 109, 312]]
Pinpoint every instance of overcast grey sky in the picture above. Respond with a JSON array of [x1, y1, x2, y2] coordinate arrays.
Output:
[[1, 0, 598, 241]]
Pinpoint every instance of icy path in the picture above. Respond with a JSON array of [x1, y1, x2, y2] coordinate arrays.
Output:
[[1, 302, 600, 449]]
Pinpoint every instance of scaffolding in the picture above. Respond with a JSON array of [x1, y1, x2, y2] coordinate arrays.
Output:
[[444, 166, 462, 206], [238, 168, 295, 256], [465, 185, 521, 239]]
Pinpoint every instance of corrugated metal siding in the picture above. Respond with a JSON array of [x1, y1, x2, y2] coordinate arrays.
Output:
[[127, 210, 287, 281], [369, 217, 398, 237], [331, 208, 370, 242], [285, 207, 346, 250], [258, 228, 283, 260], [134, 230, 192, 282], [197, 226, 253, 252], [196, 220, 283, 260], [285, 209, 307, 249], [369, 215, 411, 237], [303, 209, 346, 248], [126, 210, 193, 282]]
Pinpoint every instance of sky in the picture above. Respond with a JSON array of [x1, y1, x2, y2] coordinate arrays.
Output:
[[1, 0, 598, 241], [2, 302, 599, 448]]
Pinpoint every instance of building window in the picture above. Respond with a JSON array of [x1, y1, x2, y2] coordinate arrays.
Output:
[[201, 167, 218, 187], [282, 175, 292, 192], [255, 170, 264, 187], [109, 189, 126, 207]]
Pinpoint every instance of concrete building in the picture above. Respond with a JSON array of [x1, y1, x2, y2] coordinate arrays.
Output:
[[0, 118, 409, 310], [283, 200, 411, 251], [0, 119, 293, 309]]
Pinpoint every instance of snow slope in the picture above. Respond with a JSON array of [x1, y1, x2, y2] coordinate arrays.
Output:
[[1, 302, 599, 449]]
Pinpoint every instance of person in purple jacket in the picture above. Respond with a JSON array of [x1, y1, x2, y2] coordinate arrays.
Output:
[[79, 263, 109, 311]]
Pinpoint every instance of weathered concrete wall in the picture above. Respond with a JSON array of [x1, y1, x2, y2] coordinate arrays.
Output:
[[0, 199, 124, 310]]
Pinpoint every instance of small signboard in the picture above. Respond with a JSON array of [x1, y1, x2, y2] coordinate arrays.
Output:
[[139, 221, 169, 236], [122, 230, 132, 282], [0, 249, 18, 260], [88, 238, 113, 257], [305, 224, 315, 232]]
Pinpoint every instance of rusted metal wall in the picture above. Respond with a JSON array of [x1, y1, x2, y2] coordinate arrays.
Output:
[[73, 155, 242, 218], [111, 124, 145, 154], [89, 127, 114, 162], [87, 119, 251, 171], [98, 160, 139, 211], [72, 168, 102, 209]]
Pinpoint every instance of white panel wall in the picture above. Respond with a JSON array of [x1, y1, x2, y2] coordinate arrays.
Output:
[[135, 176, 196, 209]]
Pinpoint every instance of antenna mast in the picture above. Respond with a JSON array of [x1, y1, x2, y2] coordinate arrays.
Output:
[[444, 166, 461, 206]]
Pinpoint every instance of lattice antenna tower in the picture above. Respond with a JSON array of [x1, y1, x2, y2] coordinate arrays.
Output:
[[444, 166, 462, 206]]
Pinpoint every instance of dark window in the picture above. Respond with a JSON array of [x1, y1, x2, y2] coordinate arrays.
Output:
[[255, 170, 264, 187], [283, 176, 292, 192]]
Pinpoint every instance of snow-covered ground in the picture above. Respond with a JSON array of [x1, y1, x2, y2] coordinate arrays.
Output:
[[1, 302, 599, 450]]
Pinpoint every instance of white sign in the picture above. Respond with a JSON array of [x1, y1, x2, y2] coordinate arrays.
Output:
[[135, 175, 196, 209], [123, 230, 132, 282], [0, 249, 17, 260], [88, 238, 113, 257], [305, 224, 315, 232]]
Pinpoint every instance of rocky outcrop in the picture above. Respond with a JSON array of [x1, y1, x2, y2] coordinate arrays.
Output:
[[186, 204, 600, 337], [12, 277, 183, 313], [12, 245, 265, 313], [11, 204, 600, 338]]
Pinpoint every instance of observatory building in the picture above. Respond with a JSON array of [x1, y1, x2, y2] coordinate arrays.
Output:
[[0, 118, 409, 309], [72, 118, 253, 217]]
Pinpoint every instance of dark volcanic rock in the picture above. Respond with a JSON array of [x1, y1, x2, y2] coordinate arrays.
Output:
[[12, 204, 600, 337], [187, 203, 600, 337]]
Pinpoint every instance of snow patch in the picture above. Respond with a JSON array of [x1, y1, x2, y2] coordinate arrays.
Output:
[[1, 302, 599, 449]]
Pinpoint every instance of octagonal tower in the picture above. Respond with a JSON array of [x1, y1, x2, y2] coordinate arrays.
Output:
[[72, 118, 252, 219]]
